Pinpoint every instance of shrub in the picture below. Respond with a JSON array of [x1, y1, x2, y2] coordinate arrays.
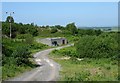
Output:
[[51, 28, 58, 33], [51, 46, 77, 57], [16, 34, 34, 45], [12, 45, 32, 66], [2, 37, 45, 80], [75, 33, 118, 59], [30, 42, 48, 50]]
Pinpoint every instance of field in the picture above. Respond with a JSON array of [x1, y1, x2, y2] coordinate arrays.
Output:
[[49, 46, 118, 81]]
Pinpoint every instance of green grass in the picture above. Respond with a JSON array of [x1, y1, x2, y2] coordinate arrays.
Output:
[[37, 29, 65, 38], [49, 47, 118, 81], [29, 41, 50, 53], [65, 35, 80, 44], [2, 65, 33, 80], [51, 58, 118, 81], [50, 46, 77, 58]]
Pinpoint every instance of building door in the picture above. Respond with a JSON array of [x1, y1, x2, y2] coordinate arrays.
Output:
[[54, 41, 58, 46], [62, 40, 65, 44], [52, 41, 58, 46]]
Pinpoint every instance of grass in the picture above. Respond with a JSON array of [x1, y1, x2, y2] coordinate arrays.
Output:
[[49, 48, 118, 81], [37, 29, 65, 38], [2, 65, 33, 80], [30, 42, 51, 54], [52, 58, 118, 81]]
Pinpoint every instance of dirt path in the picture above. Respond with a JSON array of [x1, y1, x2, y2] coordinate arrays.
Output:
[[7, 44, 73, 81]]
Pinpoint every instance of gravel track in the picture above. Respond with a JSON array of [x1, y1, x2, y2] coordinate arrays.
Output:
[[6, 44, 73, 81]]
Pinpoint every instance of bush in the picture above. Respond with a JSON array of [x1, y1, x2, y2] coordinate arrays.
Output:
[[16, 34, 28, 39], [51, 28, 58, 33], [12, 45, 32, 66], [2, 36, 49, 80], [75, 33, 118, 59], [16, 34, 34, 45], [51, 46, 77, 57], [30, 42, 48, 50]]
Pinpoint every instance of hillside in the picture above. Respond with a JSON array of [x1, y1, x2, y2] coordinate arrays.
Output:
[[2, 20, 119, 81]]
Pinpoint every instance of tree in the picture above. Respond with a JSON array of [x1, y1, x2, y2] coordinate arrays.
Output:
[[95, 29, 102, 36], [2, 22, 10, 37], [31, 23, 34, 26], [28, 27, 38, 36], [55, 25, 64, 30], [6, 16, 14, 23], [85, 29, 95, 35], [66, 23, 78, 35], [78, 29, 86, 36], [51, 28, 58, 33]]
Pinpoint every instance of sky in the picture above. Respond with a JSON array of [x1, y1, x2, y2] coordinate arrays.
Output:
[[2, 2, 118, 27], [1, 0, 119, 2]]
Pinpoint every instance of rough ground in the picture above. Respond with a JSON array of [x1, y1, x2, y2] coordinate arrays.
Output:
[[7, 44, 73, 81]]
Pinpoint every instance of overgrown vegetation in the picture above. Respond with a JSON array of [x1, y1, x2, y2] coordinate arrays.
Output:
[[2, 16, 118, 81], [2, 22, 38, 38], [51, 32, 118, 59], [2, 36, 49, 80], [50, 47, 118, 81], [50, 32, 118, 81], [2, 16, 50, 80], [51, 46, 76, 58], [52, 58, 118, 81], [75, 32, 118, 59]]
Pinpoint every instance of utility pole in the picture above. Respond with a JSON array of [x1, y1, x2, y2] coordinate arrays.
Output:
[[6, 12, 14, 39]]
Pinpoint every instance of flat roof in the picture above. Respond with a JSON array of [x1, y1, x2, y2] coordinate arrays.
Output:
[[46, 37, 65, 40]]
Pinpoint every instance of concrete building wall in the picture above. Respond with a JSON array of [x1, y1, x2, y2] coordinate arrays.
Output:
[[38, 38, 52, 46], [51, 38, 67, 46], [37, 37, 68, 46]]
